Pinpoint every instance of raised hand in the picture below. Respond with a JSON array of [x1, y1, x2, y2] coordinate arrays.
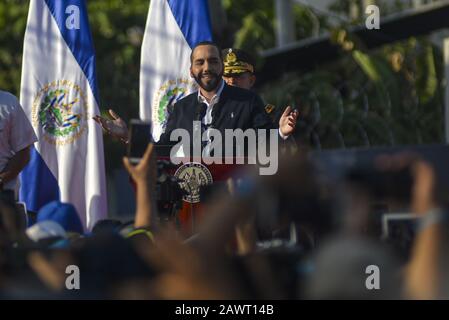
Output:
[[374, 153, 437, 215], [93, 109, 129, 143], [123, 143, 157, 185], [123, 143, 157, 228], [279, 106, 298, 137]]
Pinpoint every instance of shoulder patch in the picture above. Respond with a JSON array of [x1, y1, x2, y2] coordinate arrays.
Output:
[[265, 104, 275, 114]]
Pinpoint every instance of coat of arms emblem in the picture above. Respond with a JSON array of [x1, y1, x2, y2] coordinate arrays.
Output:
[[174, 162, 213, 203], [32, 80, 88, 145]]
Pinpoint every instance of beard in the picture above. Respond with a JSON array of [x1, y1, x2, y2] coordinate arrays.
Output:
[[193, 71, 222, 92]]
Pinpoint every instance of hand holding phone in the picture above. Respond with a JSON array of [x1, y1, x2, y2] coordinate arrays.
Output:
[[127, 120, 153, 165]]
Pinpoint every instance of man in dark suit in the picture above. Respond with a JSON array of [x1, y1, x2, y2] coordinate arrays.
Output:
[[162, 42, 297, 156], [158, 81, 272, 141], [94, 41, 298, 153]]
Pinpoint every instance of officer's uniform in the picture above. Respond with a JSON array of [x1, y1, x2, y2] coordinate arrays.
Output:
[[222, 48, 279, 123]]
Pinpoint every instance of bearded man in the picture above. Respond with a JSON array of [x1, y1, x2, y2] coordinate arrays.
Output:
[[94, 41, 298, 154]]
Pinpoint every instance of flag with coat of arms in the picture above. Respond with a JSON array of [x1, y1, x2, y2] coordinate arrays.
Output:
[[19, 0, 107, 231]]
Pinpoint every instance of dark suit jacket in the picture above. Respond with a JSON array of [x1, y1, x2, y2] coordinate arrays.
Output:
[[158, 84, 276, 150]]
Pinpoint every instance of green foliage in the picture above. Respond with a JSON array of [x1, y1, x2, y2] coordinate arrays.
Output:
[[256, 0, 445, 150], [0, 0, 29, 95], [87, 0, 148, 116], [261, 33, 445, 149], [0, 0, 149, 173], [225, 0, 445, 148], [86, 0, 149, 172], [225, 0, 330, 54]]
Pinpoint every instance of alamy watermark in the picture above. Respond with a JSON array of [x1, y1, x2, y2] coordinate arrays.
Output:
[[365, 5, 380, 30], [65, 264, 80, 290], [365, 264, 380, 290], [169, 121, 279, 175], [65, 5, 80, 30]]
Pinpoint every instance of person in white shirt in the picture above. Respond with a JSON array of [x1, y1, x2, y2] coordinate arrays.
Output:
[[0, 90, 38, 201]]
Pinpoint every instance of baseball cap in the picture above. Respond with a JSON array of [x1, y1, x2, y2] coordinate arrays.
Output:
[[26, 220, 67, 242], [37, 200, 84, 234]]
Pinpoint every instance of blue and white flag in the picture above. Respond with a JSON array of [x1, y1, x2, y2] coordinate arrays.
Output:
[[19, 0, 107, 231], [139, 0, 213, 141]]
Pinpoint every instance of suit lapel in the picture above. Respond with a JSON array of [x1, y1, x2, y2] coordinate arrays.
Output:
[[211, 83, 229, 127]]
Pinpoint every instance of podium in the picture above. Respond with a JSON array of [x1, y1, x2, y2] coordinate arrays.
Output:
[[155, 149, 254, 237]]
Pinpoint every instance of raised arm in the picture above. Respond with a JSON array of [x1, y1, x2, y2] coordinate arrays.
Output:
[[123, 143, 158, 228]]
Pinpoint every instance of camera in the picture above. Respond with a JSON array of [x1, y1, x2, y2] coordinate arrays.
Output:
[[155, 160, 184, 218]]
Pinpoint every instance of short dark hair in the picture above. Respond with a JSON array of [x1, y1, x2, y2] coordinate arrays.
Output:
[[190, 40, 223, 64]]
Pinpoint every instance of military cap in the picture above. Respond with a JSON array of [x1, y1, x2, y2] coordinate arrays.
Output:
[[222, 48, 255, 76]]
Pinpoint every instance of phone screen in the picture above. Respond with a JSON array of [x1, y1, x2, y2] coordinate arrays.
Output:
[[381, 213, 418, 260], [127, 121, 152, 164]]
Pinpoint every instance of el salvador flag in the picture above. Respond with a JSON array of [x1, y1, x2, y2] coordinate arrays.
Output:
[[19, 0, 107, 231], [139, 0, 213, 141]]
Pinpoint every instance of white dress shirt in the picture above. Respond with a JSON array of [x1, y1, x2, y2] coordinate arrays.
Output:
[[197, 81, 288, 142], [197, 79, 225, 126]]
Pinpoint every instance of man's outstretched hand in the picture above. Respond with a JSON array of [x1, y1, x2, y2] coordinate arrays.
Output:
[[93, 109, 129, 143], [279, 106, 299, 137]]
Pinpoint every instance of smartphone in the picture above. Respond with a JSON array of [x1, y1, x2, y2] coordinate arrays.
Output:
[[127, 120, 153, 164], [381, 213, 418, 239], [381, 212, 419, 260]]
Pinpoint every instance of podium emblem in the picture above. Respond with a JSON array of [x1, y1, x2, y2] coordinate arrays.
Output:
[[174, 162, 213, 203]]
